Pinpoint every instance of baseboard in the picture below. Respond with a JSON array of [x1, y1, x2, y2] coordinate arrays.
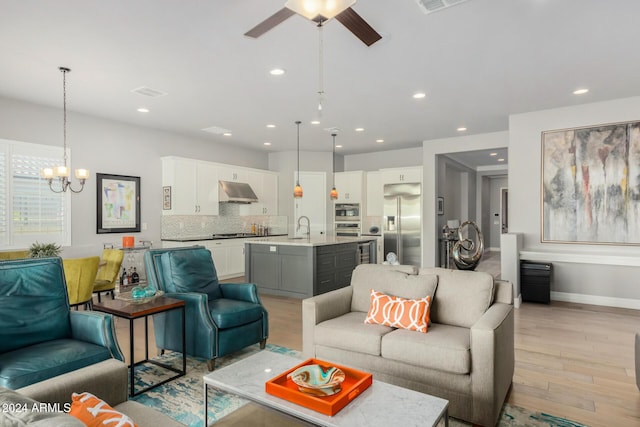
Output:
[[551, 291, 640, 310], [514, 294, 522, 309]]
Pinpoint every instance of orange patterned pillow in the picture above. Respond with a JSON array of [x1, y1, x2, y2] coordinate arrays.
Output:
[[364, 289, 431, 333], [69, 392, 138, 427]]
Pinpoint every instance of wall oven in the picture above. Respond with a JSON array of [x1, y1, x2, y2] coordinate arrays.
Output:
[[335, 203, 360, 222], [335, 222, 360, 237]]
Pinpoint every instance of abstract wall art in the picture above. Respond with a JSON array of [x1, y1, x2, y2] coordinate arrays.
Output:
[[97, 173, 141, 234], [541, 120, 640, 244]]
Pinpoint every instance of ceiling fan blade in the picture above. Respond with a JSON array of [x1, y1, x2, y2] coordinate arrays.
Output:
[[244, 7, 296, 38], [335, 7, 382, 47]]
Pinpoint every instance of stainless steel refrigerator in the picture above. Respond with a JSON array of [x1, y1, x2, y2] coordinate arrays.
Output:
[[383, 183, 422, 266]]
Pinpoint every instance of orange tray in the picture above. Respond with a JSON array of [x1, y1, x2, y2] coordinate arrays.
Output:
[[265, 358, 372, 416]]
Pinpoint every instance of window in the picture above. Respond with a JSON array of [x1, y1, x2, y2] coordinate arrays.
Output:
[[0, 139, 70, 249]]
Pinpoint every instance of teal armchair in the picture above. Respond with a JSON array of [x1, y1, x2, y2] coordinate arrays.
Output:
[[0, 257, 123, 390], [144, 246, 268, 370]]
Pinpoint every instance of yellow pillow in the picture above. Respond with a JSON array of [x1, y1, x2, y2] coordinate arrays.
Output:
[[69, 392, 138, 427], [364, 289, 431, 333]]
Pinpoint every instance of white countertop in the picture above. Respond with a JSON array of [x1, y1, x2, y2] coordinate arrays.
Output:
[[245, 235, 377, 247]]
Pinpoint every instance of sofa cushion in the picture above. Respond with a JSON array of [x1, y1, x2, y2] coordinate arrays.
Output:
[[70, 392, 138, 427], [315, 311, 393, 356], [160, 249, 222, 300], [0, 257, 71, 354], [350, 264, 436, 313], [420, 268, 494, 328], [208, 298, 264, 329], [365, 289, 431, 333], [0, 386, 83, 426], [381, 323, 471, 374], [0, 339, 112, 389]]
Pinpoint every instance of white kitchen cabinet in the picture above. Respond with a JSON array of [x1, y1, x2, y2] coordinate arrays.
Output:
[[162, 157, 219, 215], [163, 238, 247, 279], [333, 171, 365, 203], [227, 244, 245, 277], [240, 170, 278, 216], [365, 171, 383, 216], [217, 166, 248, 183], [380, 166, 422, 185]]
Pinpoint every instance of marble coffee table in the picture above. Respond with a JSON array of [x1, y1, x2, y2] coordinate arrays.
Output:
[[203, 351, 449, 427]]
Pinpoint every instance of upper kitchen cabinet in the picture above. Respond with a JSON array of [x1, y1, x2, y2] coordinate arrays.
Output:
[[239, 170, 278, 216], [380, 166, 423, 185], [162, 156, 219, 215], [217, 166, 248, 183], [333, 171, 365, 203], [365, 171, 383, 216]]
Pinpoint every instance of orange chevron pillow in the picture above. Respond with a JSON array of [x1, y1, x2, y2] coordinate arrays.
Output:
[[364, 289, 431, 333], [69, 392, 138, 427]]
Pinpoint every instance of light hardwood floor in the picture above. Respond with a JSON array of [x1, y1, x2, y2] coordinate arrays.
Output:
[[110, 291, 639, 427]]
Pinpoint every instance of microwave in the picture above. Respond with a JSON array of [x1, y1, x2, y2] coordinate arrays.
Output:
[[335, 203, 360, 221]]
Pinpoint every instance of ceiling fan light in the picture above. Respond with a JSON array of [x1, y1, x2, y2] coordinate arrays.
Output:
[[286, 0, 355, 21]]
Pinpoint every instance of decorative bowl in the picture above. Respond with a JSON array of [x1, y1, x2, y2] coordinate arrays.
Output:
[[116, 289, 164, 304], [287, 364, 345, 396]]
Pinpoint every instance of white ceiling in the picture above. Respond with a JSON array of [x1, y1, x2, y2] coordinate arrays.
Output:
[[0, 0, 639, 163]]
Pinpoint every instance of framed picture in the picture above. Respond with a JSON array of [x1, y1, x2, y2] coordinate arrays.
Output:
[[437, 197, 444, 215], [97, 173, 141, 234], [163, 186, 172, 210], [541, 120, 640, 245]]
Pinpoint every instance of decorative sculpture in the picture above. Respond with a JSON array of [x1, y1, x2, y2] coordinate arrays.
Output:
[[452, 220, 484, 271]]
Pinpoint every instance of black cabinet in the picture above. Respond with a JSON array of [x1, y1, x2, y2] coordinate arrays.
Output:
[[520, 261, 552, 304]]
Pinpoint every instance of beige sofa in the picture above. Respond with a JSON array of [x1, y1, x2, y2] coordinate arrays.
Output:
[[3, 359, 184, 427], [303, 264, 514, 427]]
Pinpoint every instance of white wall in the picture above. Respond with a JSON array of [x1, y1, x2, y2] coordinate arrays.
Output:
[[344, 147, 422, 171], [0, 96, 268, 256], [509, 96, 640, 307]]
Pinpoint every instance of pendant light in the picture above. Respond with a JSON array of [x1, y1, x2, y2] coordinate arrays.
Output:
[[40, 66, 89, 193], [293, 120, 303, 198], [329, 132, 338, 200]]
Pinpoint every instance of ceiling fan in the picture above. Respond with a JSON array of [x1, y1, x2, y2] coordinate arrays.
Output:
[[245, 0, 382, 47]]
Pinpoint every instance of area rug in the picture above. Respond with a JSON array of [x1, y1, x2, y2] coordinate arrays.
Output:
[[131, 344, 588, 427]]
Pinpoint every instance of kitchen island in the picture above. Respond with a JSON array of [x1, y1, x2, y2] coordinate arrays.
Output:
[[245, 236, 377, 298]]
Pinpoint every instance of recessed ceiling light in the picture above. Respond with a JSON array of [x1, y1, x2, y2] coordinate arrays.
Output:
[[137, 108, 149, 113], [490, 152, 498, 156], [573, 88, 589, 95], [497, 158, 505, 162], [355, 127, 364, 132], [223, 132, 232, 137], [336, 144, 343, 148], [270, 68, 285, 76], [413, 92, 426, 99], [457, 127, 467, 132], [376, 139, 384, 143], [263, 142, 272, 146], [266, 124, 276, 128], [310, 120, 320, 125]]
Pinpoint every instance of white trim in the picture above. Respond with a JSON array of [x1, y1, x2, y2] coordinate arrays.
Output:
[[514, 293, 522, 309], [520, 250, 640, 267], [551, 291, 640, 310]]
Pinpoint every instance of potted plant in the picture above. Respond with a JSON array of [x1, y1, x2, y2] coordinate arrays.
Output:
[[28, 242, 62, 258]]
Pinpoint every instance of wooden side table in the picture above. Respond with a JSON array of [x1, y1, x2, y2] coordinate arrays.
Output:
[[93, 295, 186, 396]]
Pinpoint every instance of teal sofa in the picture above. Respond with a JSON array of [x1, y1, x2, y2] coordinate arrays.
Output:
[[145, 246, 268, 370], [0, 257, 123, 389]]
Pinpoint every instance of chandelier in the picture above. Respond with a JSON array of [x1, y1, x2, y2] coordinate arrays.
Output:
[[40, 67, 89, 193]]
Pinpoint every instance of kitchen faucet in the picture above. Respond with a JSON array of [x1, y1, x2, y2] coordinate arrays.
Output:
[[296, 215, 310, 238]]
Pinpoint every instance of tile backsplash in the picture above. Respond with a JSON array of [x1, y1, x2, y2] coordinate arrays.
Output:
[[161, 203, 288, 239]]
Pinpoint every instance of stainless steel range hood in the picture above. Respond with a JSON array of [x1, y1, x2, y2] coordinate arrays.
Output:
[[218, 180, 258, 203]]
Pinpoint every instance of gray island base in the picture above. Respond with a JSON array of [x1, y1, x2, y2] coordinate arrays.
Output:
[[245, 236, 377, 298]]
